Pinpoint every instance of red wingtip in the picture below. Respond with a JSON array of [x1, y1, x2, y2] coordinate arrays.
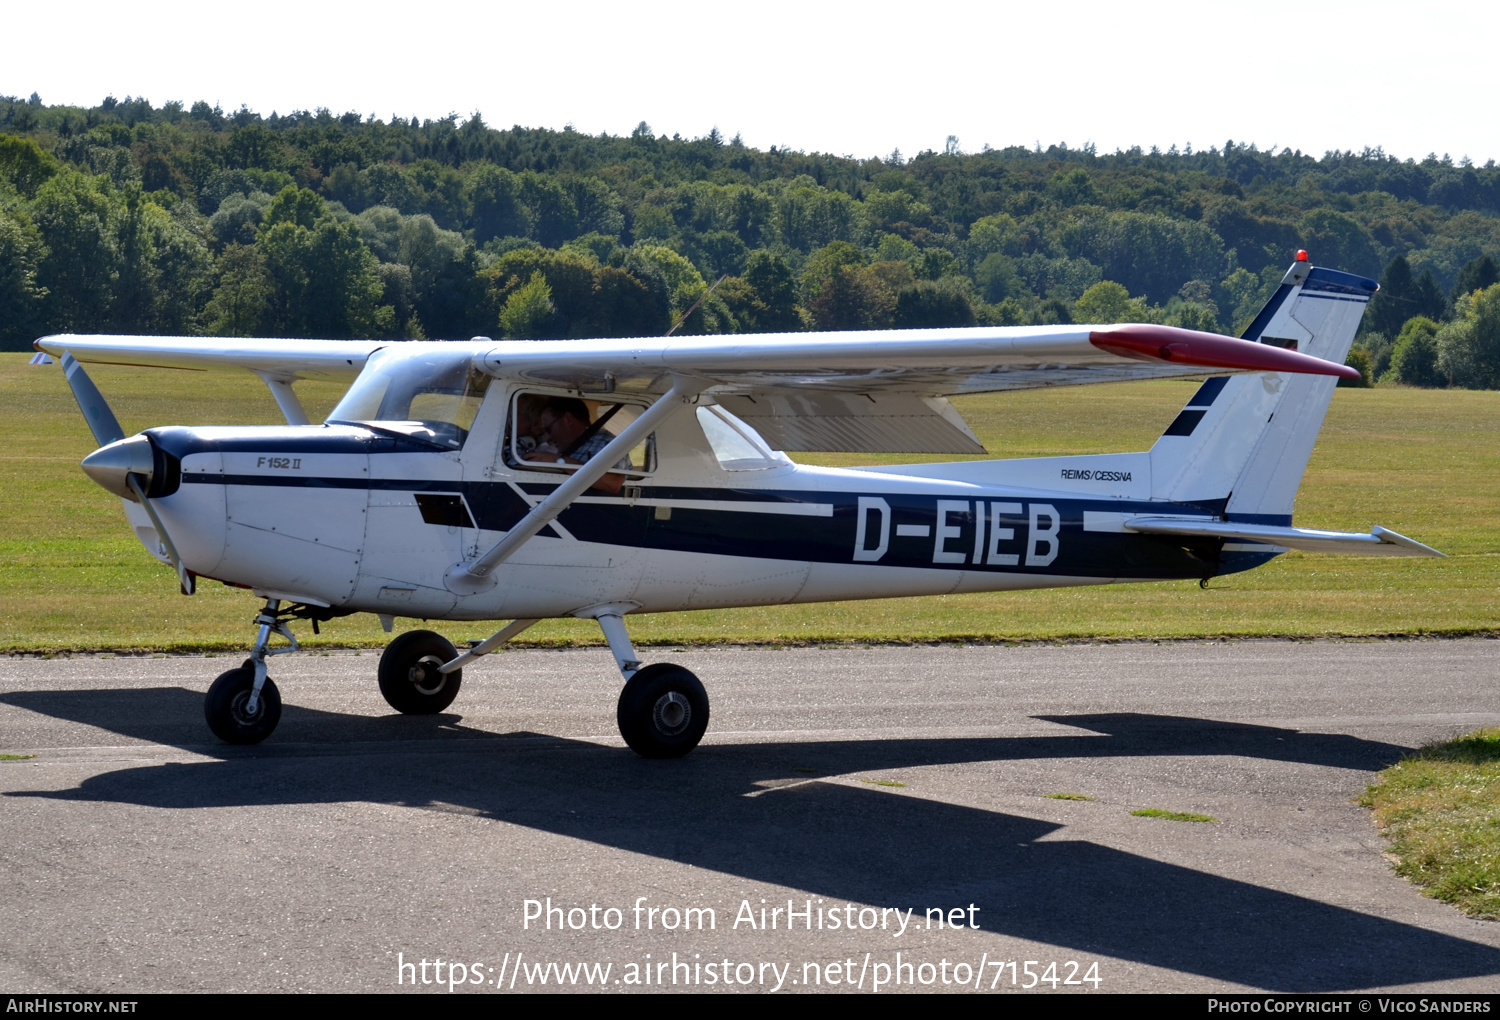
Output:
[[1089, 324, 1360, 379], [1296, 249, 1309, 261]]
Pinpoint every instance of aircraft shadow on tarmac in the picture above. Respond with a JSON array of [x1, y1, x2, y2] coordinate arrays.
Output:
[[4, 686, 1495, 992]]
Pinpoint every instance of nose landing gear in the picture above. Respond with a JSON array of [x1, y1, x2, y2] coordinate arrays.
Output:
[[204, 665, 282, 744], [204, 598, 299, 744]]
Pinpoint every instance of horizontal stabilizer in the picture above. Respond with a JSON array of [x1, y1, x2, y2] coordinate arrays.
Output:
[[1123, 518, 1444, 557]]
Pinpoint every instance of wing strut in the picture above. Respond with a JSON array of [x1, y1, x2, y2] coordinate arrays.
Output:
[[253, 371, 311, 426], [443, 379, 700, 595]]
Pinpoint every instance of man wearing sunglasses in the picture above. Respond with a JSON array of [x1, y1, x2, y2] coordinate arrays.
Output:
[[522, 395, 632, 495]]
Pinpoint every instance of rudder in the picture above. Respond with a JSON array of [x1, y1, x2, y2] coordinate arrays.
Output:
[[1149, 257, 1376, 522]]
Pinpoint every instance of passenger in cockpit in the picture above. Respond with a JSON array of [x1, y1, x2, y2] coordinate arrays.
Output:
[[524, 396, 630, 495]]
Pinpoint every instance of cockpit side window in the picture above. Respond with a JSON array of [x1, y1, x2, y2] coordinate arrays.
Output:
[[696, 405, 784, 471], [328, 349, 491, 450], [504, 391, 656, 479]]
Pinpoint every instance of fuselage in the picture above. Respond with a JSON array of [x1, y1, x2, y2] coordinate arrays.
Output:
[[121, 377, 1275, 623]]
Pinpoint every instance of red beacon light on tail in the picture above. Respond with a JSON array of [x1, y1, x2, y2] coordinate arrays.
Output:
[[1296, 249, 1309, 261]]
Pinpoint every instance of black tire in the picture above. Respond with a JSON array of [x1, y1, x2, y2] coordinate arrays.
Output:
[[616, 663, 709, 759], [204, 666, 282, 745], [378, 630, 462, 714]]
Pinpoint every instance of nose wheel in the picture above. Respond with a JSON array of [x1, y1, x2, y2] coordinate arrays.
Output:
[[204, 597, 299, 745], [205, 666, 282, 744]]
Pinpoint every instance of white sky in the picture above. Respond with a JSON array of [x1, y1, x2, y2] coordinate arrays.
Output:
[[6, 0, 1497, 165]]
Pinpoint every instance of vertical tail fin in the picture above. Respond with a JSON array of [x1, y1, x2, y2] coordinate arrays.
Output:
[[1149, 257, 1376, 522]]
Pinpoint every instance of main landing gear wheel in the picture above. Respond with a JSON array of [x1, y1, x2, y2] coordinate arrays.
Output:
[[204, 666, 282, 745], [378, 630, 463, 714], [616, 663, 709, 759]]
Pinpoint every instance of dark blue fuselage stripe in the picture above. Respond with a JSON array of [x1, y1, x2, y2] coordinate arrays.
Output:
[[192, 475, 821, 505], [187, 474, 1278, 581], [1226, 512, 1293, 526]]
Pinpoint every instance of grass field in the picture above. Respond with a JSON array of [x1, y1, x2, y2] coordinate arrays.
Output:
[[1359, 729, 1500, 918], [1, 352, 1496, 652]]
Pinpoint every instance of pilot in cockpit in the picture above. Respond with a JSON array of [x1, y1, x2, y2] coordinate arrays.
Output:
[[519, 395, 631, 495]]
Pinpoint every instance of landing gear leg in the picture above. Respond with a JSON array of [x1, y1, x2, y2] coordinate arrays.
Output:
[[586, 609, 709, 759], [204, 598, 297, 744]]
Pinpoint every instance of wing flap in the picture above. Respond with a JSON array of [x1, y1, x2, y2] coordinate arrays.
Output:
[[714, 392, 985, 454], [1123, 517, 1445, 557]]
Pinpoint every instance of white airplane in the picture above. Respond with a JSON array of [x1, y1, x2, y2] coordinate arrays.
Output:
[[34, 253, 1441, 757]]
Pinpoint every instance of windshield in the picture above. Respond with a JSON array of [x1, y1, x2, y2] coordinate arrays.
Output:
[[328, 347, 491, 450]]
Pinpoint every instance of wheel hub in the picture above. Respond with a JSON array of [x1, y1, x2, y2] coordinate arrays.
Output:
[[409, 655, 448, 696], [228, 689, 264, 726], [652, 691, 691, 736]]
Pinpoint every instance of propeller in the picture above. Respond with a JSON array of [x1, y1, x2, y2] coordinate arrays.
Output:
[[123, 472, 196, 596], [60, 352, 196, 596], [61, 352, 124, 447]]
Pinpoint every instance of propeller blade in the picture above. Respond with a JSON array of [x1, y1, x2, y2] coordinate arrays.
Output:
[[60, 352, 125, 447], [125, 474, 196, 596], [57, 357, 192, 597]]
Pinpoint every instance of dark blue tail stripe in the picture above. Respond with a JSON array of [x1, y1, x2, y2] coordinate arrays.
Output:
[[1239, 283, 1294, 342], [1186, 376, 1229, 408]]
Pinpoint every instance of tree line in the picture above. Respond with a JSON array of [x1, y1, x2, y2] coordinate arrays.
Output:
[[2, 93, 1498, 387]]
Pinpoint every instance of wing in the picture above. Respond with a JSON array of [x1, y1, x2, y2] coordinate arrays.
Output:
[[32, 334, 385, 380], [480, 323, 1355, 394], [478, 323, 1358, 453], [33, 311, 1356, 453]]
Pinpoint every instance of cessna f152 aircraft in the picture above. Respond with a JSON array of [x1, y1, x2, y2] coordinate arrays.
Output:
[[34, 252, 1442, 757]]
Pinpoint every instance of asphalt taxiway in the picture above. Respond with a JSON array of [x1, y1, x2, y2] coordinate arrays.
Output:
[[2, 639, 1498, 993]]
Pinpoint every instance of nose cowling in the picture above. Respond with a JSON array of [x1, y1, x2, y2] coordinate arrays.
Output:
[[81, 434, 181, 501]]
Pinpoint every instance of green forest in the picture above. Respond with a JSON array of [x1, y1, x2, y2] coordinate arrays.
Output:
[[2, 93, 1499, 388]]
